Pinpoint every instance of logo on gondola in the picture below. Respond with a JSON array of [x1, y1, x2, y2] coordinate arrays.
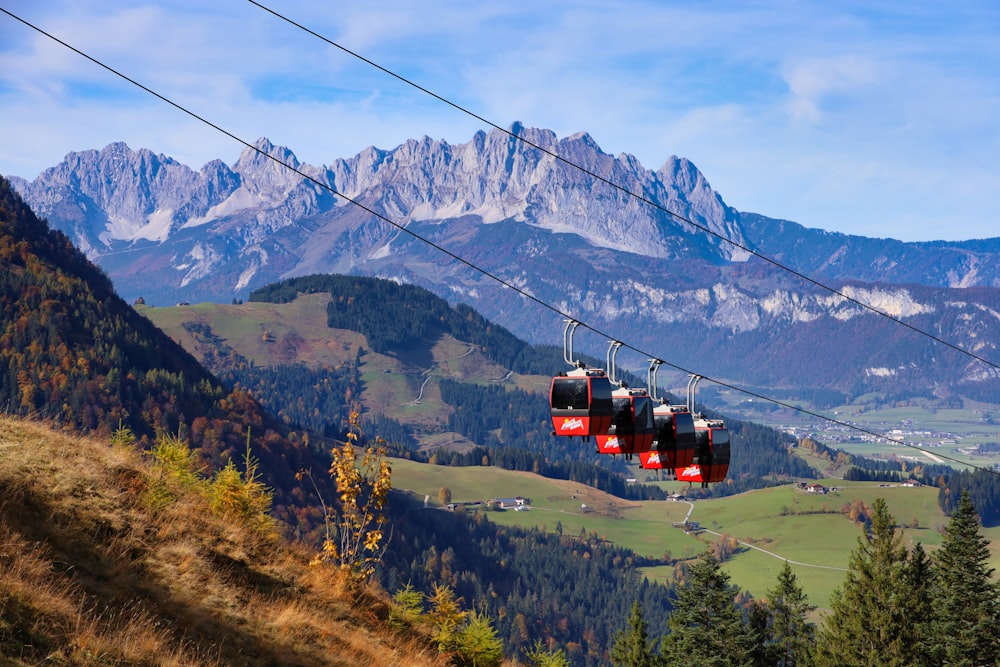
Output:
[[600, 436, 622, 452], [559, 418, 585, 432], [645, 452, 661, 465], [678, 465, 701, 479]]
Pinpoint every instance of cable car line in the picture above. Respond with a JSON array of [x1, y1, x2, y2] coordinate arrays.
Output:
[[245, 0, 1000, 378], [3, 6, 997, 479]]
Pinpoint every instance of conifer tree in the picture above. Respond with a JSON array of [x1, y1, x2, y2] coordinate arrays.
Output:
[[455, 610, 505, 667], [814, 498, 926, 667], [209, 429, 273, 532], [927, 490, 1000, 665], [525, 640, 570, 667], [906, 542, 935, 667], [745, 599, 776, 667], [610, 601, 658, 667], [428, 583, 468, 653], [661, 550, 754, 666], [766, 561, 815, 666]]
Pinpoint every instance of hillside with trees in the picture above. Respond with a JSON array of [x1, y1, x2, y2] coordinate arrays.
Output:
[[0, 174, 682, 663], [0, 175, 335, 535], [244, 274, 818, 495]]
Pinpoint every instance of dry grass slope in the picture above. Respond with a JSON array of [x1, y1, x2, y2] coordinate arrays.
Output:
[[0, 416, 446, 666]]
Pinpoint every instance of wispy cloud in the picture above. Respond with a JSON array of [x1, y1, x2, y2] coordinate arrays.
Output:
[[0, 0, 997, 241]]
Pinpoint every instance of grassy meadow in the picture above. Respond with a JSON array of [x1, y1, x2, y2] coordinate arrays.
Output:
[[390, 458, 971, 610]]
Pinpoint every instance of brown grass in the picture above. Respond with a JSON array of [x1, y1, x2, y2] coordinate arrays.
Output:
[[0, 416, 448, 666]]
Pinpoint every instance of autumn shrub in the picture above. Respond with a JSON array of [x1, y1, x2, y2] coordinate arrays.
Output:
[[312, 411, 392, 581]]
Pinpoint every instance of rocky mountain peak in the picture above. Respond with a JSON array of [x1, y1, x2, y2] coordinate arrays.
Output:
[[232, 139, 306, 198]]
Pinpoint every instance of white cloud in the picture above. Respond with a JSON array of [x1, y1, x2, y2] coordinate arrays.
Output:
[[1, 0, 998, 241], [782, 55, 880, 124]]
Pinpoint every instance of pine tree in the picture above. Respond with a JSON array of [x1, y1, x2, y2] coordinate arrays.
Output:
[[814, 498, 926, 667], [427, 583, 468, 654], [906, 542, 935, 667], [610, 601, 658, 667], [455, 610, 505, 667], [766, 561, 815, 666], [208, 429, 273, 532], [525, 640, 570, 667], [661, 550, 754, 666], [745, 599, 776, 667], [927, 490, 1000, 665]]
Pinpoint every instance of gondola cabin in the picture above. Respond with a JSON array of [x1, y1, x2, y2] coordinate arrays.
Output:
[[675, 418, 731, 487], [638, 404, 696, 470], [549, 367, 614, 437], [595, 387, 655, 459]]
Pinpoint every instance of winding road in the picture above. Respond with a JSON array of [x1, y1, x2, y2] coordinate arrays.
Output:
[[404, 344, 476, 406]]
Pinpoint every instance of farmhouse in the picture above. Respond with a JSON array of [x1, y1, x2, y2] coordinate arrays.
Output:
[[672, 520, 702, 532], [806, 484, 828, 494], [494, 496, 531, 510]]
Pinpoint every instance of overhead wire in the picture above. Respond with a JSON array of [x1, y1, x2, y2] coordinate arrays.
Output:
[[246, 0, 1000, 378], [1, 6, 995, 477]]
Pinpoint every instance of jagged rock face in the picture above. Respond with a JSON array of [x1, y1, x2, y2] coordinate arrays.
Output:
[[12, 127, 748, 277], [326, 126, 747, 262], [8, 126, 1000, 399], [14, 142, 216, 250]]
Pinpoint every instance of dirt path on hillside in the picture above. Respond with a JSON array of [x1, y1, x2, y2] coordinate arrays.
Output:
[[405, 344, 476, 405]]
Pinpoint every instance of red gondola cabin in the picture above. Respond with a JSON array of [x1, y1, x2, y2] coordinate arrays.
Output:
[[675, 418, 730, 487], [638, 404, 696, 470], [549, 367, 614, 437], [595, 387, 655, 459]]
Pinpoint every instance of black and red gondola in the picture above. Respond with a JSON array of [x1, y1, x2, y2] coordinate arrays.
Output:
[[549, 325, 729, 485], [594, 342, 655, 460], [674, 375, 731, 487], [637, 360, 696, 471], [549, 320, 614, 438]]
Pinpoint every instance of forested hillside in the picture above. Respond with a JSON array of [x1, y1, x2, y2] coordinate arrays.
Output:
[[381, 497, 677, 665], [251, 273, 563, 374], [0, 176, 334, 533], [247, 274, 818, 497]]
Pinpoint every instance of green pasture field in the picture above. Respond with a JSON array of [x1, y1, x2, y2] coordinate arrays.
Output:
[[391, 460, 989, 610], [390, 458, 698, 557], [139, 294, 363, 369]]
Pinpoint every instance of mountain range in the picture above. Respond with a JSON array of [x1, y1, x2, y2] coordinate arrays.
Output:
[[8, 124, 1000, 402]]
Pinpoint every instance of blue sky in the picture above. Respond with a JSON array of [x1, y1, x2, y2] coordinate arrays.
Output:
[[1, 0, 998, 242]]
